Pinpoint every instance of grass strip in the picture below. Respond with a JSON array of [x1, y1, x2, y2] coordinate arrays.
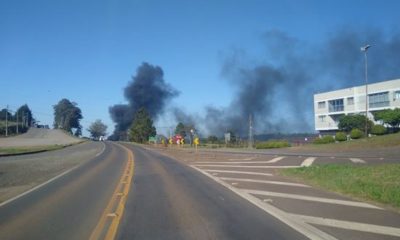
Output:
[[302, 132, 400, 151], [0, 140, 86, 156], [0, 145, 64, 155], [281, 164, 400, 209]]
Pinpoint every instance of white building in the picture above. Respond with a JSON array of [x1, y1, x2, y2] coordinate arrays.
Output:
[[314, 79, 400, 133]]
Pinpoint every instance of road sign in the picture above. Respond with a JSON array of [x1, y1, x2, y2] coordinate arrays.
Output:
[[194, 137, 199, 146]]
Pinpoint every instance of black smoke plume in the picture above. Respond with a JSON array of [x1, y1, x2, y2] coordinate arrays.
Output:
[[109, 62, 179, 140], [175, 28, 400, 137]]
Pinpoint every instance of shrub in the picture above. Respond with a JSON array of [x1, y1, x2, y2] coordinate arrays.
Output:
[[255, 140, 290, 149], [313, 135, 335, 144], [371, 124, 387, 135], [338, 114, 374, 133], [350, 128, 364, 139], [335, 132, 347, 142]]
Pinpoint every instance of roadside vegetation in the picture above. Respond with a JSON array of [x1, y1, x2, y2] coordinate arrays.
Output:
[[281, 164, 400, 210], [87, 119, 108, 140], [0, 141, 86, 156], [313, 109, 400, 145], [0, 145, 65, 155], [128, 108, 156, 143], [304, 131, 400, 151], [255, 140, 290, 149], [53, 99, 83, 136], [0, 104, 34, 136]]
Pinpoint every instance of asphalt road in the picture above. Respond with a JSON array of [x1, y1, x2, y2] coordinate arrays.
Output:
[[118, 144, 306, 240], [0, 141, 128, 240], [1, 142, 398, 240]]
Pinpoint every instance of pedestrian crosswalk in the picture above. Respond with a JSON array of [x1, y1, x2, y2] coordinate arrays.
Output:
[[190, 154, 400, 240]]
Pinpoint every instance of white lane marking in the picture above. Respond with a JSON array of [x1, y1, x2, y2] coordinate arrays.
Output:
[[243, 189, 381, 209], [228, 157, 255, 161], [266, 156, 285, 163], [349, 158, 366, 164], [219, 177, 310, 188], [301, 157, 316, 167], [95, 141, 106, 157], [191, 166, 338, 240], [293, 214, 400, 237], [193, 164, 299, 169], [204, 170, 273, 176], [0, 142, 107, 207], [194, 160, 284, 164]]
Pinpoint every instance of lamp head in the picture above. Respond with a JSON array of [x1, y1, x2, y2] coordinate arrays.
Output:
[[361, 44, 371, 52]]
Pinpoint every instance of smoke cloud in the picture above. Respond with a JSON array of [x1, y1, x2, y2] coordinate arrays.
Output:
[[109, 62, 179, 139], [174, 28, 400, 137]]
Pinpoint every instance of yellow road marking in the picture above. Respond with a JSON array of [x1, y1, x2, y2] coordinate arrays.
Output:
[[89, 143, 134, 240]]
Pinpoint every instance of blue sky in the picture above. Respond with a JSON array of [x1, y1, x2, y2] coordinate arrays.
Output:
[[1, 0, 400, 136]]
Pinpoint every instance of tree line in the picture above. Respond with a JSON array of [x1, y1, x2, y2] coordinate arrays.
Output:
[[0, 104, 34, 136]]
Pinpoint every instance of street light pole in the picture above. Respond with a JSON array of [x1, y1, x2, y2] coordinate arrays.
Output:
[[361, 44, 371, 137], [5, 105, 8, 137]]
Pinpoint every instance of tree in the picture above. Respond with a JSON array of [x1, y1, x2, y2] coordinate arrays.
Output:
[[373, 108, 400, 130], [88, 119, 107, 139], [338, 114, 373, 133], [15, 104, 34, 127], [175, 122, 186, 138], [53, 99, 83, 136], [129, 108, 156, 143], [0, 109, 13, 121]]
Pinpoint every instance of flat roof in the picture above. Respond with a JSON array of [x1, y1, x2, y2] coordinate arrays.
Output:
[[314, 78, 400, 97]]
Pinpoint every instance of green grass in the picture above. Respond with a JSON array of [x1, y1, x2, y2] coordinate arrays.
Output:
[[0, 145, 65, 155], [301, 132, 400, 151], [281, 164, 400, 209], [255, 140, 290, 149], [0, 140, 86, 156]]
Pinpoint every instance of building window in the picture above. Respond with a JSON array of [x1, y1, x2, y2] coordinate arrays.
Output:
[[318, 115, 326, 122], [369, 92, 389, 108], [347, 97, 354, 105], [328, 99, 344, 112], [395, 91, 400, 100], [318, 101, 326, 109]]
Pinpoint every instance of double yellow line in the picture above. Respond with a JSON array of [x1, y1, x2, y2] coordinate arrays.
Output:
[[89, 143, 134, 240]]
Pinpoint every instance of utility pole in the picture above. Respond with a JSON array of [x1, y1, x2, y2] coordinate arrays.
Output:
[[5, 105, 8, 137], [248, 114, 254, 149], [16, 109, 19, 134]]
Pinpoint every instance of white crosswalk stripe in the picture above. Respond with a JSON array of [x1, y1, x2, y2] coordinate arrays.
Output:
[[219, 177, 310, 187], [265, 156, 285, 163], [243, 189, 381, 209], [204, 170, 273, 176], [228, 157, 255, 161], [292, 214, 400, 237], [193, 164, 298, 168], [349, 158, 366, 163], [301, 157, 316, 167], [194, 160, 285, 164]]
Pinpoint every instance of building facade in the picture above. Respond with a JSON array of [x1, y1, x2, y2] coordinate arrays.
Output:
[[314, 79, 400, 133]]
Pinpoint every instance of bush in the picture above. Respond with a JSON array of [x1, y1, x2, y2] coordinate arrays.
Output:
[[255, 140, 290, 149], [313, 135, 335, 144], [371, 124, 387, 135], [338, 114, 373, 133], [335, 132, 347, 142], [350, 128, 364, 139]]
